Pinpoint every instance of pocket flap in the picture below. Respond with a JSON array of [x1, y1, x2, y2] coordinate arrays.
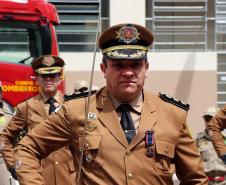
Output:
[[79, 135, 102, 151], [155, 140, 175, 158]]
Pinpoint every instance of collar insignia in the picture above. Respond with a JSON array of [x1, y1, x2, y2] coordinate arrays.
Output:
[[88, 112, 96, 121]]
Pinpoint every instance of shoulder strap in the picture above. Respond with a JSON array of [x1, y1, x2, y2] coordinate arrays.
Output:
[[159, 92, 190, 111], [64, 90, 97, 101]]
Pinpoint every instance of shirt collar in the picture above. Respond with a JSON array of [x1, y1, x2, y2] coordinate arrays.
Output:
[[41, 91, 61, 104], [109, 91, 143, 114]]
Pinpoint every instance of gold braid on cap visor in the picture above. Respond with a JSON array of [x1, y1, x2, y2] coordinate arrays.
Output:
[[35, 66, 62, 74], [102, 45, 148, 59]]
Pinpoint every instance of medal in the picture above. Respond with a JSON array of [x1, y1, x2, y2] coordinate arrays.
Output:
[[145, 130, 155, 158], [145, 147, 154, 158], [145, 130, 154, 147]]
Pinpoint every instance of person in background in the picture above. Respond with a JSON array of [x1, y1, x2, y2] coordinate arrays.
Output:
[[15, 23, 207, 185], [207, 106, 226, 166], [0, 81, 15, 185], [0, 55, 76, 185], [196, 106, 226, 185], [74, 80, 99, 93], [74, 80, 89, 93]]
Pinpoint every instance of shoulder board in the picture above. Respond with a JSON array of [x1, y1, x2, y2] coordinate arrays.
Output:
[[64, 90, 97, 101], [159, 92, 190, 111]]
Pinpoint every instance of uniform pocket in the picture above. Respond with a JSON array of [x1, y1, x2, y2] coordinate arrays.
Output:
[[154, 139, 175, 174], [79, 135, 103, 168]]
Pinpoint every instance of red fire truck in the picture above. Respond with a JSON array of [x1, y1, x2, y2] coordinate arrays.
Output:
[[0, 0, 62, 112]]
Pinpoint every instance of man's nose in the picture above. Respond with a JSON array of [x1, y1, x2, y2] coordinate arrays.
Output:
[[121, 67, 135, 76]]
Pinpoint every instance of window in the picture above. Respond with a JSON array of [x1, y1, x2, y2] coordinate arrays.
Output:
[[49, 0, 109, 52]]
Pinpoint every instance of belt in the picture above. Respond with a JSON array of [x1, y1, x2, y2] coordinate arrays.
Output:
[[208, 176, 225, 182]]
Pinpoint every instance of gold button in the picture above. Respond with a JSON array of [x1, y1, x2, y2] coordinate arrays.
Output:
[[85, 154, 93, 163], [126, 151, 131, 156], [128, 172, 133, 179], [85, 143, 90, 149], [55, 161, 59, 165]]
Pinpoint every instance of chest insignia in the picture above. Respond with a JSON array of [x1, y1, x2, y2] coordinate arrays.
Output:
[[86, 121, 97, 132]]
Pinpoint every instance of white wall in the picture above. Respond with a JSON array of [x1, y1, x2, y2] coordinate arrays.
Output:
[[110, 0, 145, 26], [61, 52, 217, 72]]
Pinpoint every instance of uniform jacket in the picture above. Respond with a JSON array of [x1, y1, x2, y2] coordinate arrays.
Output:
[[196, 130, 226, 177], [0, 93, 76, 185], [16, 88, 207, 185], [208, 105, 226, 157]]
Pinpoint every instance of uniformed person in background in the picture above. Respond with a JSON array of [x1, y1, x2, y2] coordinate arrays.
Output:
[[15, 23, 207, 185], [0, 81, 15, 185], [196, 107, 226, 185], [0, 55, 76, 185], [74, 80, 89, 93], [74, 80, 99, 93], [207, 105, 226, 166]]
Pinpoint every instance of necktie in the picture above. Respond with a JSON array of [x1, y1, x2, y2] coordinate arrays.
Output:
[[117, 104, 136, 144], [47, 97, 56, 114]]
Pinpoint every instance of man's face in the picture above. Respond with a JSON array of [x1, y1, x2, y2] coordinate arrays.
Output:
[[100, 59, 149, 102], [204, 115, 213, 127], [36, 73, 61, 96]]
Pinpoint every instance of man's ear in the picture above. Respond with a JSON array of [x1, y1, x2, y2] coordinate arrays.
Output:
[[145, 62, 149, 78], [100, 63, 106, 78]]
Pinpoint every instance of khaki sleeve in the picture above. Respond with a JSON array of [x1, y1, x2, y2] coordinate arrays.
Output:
[[15, 103, 73, 185], [175, 121, 208, 184], [207, 107, 226, 157]]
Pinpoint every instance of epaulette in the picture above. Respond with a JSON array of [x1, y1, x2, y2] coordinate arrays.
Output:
[[64, 90, 97, 101], [159, 92, 190, 111]]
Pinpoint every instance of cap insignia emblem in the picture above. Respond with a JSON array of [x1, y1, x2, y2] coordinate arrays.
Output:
[[116, 26, 140, 44], [42, 56, 55, 67]]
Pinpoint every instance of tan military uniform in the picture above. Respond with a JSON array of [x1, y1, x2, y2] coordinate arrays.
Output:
[[196, 130, 226, 185], [208, 105, 226, 158], [0, 108, 13, 185], [1, 92, 76, 185], [15, 88, 207, 185]]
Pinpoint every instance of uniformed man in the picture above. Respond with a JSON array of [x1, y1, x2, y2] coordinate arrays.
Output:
[[0, 81, 15, 185], [208, 105, 226, 166], [15, 23, 207, 185], [0, 55, 76, 185], [196, 107, 226, 185]]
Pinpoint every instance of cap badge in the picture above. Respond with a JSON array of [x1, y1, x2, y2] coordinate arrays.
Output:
[[42, 56, 55, 67], [116, 26, 140, 44]]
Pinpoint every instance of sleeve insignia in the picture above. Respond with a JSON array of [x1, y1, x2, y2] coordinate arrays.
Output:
[[159, 92, 190, 111]]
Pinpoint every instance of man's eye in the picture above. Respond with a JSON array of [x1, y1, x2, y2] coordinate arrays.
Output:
[[112, 63, 123, 68], [131, 62, 142, 68]]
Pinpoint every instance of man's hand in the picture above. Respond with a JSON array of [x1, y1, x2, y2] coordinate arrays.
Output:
[[9, 166, 17, 180], [221, 154, 226, 165]]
